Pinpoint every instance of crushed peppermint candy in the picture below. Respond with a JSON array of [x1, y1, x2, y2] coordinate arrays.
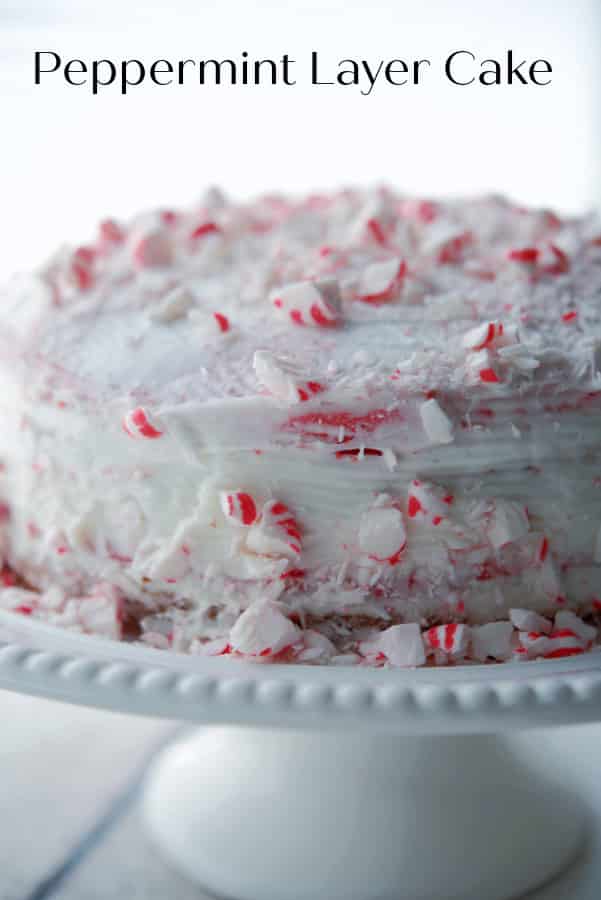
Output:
[[246, 499, 302, 559], [358, 496, 406, 564], [5, 187, 601, 667], [254, 350, 325, 406], [424, 623, 470, 659], [122, 407, 163, 439], [220, 491, 259, 526], [270, 279, 341, 327], [419, 398, 454, 445], [356, 258, 406, 304], [359, 624, 425, 667], [132, 229, 174, 268], [229, 599, 300, 657]]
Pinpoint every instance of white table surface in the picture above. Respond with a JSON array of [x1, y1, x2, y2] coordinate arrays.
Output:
[[0, 689, 599, 900]]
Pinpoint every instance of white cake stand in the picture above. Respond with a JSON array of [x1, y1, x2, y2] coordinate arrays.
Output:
[[1, 611, 600, 900]]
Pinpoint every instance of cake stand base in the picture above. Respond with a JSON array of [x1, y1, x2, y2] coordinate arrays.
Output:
[[143, 726, 585, 900]]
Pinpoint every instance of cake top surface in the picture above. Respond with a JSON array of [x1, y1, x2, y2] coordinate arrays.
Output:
[[3, 188, 601, 420]]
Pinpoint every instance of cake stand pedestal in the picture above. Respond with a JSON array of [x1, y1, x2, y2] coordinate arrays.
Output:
[[0, 613, 600, 900], [144, 728, 583, 900]]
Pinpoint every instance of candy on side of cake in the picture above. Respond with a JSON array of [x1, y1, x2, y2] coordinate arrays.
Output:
[[1, 188, 601, 666]]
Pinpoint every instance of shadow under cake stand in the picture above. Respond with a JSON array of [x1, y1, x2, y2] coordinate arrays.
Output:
[[0, 611, 598, 900]]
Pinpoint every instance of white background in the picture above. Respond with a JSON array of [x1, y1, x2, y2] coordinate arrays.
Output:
[[0, 0, 600, 273]]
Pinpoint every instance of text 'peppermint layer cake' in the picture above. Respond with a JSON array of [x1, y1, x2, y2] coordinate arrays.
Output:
[[2, 188, 601, 667]]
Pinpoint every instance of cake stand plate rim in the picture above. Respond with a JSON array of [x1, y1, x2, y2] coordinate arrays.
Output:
[[1, 609, 601, 733]]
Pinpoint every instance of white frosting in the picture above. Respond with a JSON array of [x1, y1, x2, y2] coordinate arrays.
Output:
[[1, 188, 601, 663]]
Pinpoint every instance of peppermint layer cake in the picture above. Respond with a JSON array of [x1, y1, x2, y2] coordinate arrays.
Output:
[[1, 189, 601, 667]]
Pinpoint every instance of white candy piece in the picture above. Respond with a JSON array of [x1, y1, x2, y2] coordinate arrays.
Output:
[[150, 286, 195, 322], [419, 398, 454, 445], [253, 350, 325, 406], [509, 608, 552, 634], [554, 610, 597, 644], [229, 599, 300, 657], [297, 629, 336, 663], [382, 448, 397, 471], [69, 583, 123, 639], [359, 624, 426, 667], [270, 279, 341, 327], [486, 500, 530, 549], [496, 342, 540, 373], [358, 502, 406, 562], [471, 621, 514, 661], [356, 258, 404, 301]]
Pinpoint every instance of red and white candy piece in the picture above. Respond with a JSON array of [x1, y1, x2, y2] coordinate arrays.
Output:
[[99, 218, 125, 246], [437, 230, 472, 264], [542, 630, 587, 659], [190, 221, 222, 241], [0, 586, 40, 616], [407, 480, 451, 523], [536, 242, 571, 275], [348, 195, 397, 247], [518, 627, 586, 660], [229, 599, 301, 658], [188, 307, 232, 337], [424, 623, 470, 658], [122, 406, 163, 439], [270, 279, 341, 327], [246, 499, 302, 559], [471, 621, 514, 662], [422, 223, 472, 263], [359, 624, 426, 667], [220, 491, 259, 527], [485, 500, 530, 549], [399, 198, 438, 223], [358, 497, 406, 565], [507, 242, 570, 276], [66, 247, 95, 291], [554, 610, 597, 644], [419, 398, 453, 445], [132, 229, 174, 269], [356, 258, 406, 304], [462, 321, 506, 352], [507, 246, 539, 265], [465, 349, 501, 385], [253, 350, 326, 406]]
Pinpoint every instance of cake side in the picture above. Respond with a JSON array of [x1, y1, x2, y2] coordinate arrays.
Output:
[[1, 188, 601, 666]]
